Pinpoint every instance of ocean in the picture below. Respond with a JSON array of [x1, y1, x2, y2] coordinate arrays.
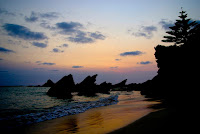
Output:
[[0, 87, 117, 130], [0, 86, 158, 133]]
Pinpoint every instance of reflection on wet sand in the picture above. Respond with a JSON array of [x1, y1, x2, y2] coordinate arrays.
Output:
[[86, 112, 104, 127], [21, 91, 159, 134], [64, 117, 79, 133]]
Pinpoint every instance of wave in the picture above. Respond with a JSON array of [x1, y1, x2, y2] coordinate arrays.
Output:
[[0, 95, 118, 128]]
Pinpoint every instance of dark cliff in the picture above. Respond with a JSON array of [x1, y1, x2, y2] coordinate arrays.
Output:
[[140, 26, 199, 107]]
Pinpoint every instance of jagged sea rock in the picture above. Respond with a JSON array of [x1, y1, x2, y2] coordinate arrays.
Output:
[[77, 74, 98, 96], [42, 79, 54, 87], [47, 74, 75, 99], [113, 79, 127, 88], [97, 81, 112, 94]]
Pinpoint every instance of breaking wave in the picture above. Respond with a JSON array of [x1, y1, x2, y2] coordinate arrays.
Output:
[[0, 95, 118, 128]]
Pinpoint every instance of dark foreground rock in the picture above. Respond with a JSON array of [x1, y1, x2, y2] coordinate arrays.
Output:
[[97, 82, 112, 94], [47, 74, 75, 99], [113, 79, 127, 88], [77, 74, 98, 96]]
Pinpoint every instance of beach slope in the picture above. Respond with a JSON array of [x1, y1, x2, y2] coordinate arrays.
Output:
[[109, 108, 196, 134]]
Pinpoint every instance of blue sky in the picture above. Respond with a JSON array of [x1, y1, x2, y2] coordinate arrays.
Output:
[[0, 0, 200, 86]]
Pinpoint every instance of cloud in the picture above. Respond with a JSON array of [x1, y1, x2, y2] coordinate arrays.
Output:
[[33, 68, 45, 71], [159, 19, 174, 30], [72, 66, 84, 68], [0, 70, 8, 73], [120, 51, 144, 56], [56, 21, 83, 35], [56, 21, 106, 44], [68, 31, 94, 43], [131, 25, 157, 39], [49, 69, 59, 71], [32, 42, 47, 48], [62, 44, 68, 47], [40, 12, 60, 19], [137, 61, 152, 65], [40, 21, 56, 30], [57, 44, 69, 48], [25, 11, 60, 22], [36, 61, 41, 64], [0, 47, 15, 53], [110, 66, 118, 69], [35, 61, 57, 66], [2, 23, 47, 40], [0, 8, 15, 16], [68, 31, 106, 44], [89, 31, 106, 40], [115, 59, 121, 61], [42, 62, 55, 65], [52, 48, 64, 53], [25, 12, 39, 22]]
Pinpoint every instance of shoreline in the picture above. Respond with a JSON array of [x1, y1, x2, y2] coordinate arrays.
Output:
[[9, 91, 159, 134]]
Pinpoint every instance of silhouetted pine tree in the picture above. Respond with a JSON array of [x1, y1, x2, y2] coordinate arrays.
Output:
[[162, 8, 198, 45]]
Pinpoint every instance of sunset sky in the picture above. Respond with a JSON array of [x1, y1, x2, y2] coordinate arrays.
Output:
[[0, 0, 200, 86]]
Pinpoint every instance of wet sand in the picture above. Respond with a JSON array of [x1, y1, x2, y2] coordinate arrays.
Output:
[[15, 91, 160, 134]]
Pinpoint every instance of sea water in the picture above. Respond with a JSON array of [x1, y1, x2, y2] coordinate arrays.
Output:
[[0, 87, 118, 130], [17, 91, 160, 134]]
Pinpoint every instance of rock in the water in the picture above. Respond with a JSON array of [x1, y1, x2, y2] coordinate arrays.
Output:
[[77, 74, 98, 96], [97, 81, 112, 94], [113, 79, 127, 88], [42, 79, 54, 87], [47, 74, 75, 99]]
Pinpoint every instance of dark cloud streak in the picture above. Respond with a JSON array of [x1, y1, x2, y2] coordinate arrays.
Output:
[[89, 31, 106, 40], [56, 22, 83, 35], [36, 61, 55, 66], [32, 42, 47, 48], [0, 47, 15, 53], [52, 48, 64, 53], [56, 21, 106, 44], [72, 66, 84, 68], [120, 51, 144, 56], [42, 62, 55, 65], [138, 61, 152, 65], [2, 23, 47, 40]]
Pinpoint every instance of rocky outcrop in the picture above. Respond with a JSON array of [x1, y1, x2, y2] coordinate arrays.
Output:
[[42, 79, 54, 87], [113, 79, 127, 88], [77, 74, 98, 96], [97, 82, 112, 94], [47, 74, 75, 99]]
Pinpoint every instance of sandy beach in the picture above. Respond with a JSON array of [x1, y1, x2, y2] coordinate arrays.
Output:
[[109, 109, 171, 134], [110, 107, 198, 134], [12, 91, 160, 134]]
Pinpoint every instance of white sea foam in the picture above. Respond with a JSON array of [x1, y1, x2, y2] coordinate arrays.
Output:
[[3, 95, 118, 127]]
